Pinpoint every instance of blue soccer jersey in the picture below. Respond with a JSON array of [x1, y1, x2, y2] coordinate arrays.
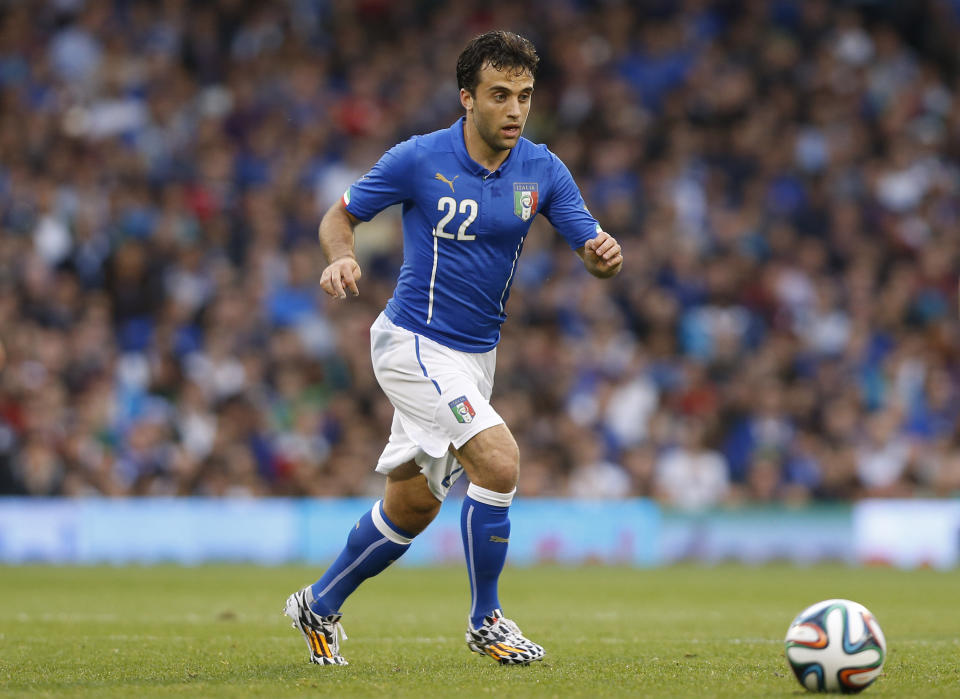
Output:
[[343, 117, 601, 352]]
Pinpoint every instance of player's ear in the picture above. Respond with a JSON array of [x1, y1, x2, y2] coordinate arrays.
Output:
[[460, 88, 473, 112]]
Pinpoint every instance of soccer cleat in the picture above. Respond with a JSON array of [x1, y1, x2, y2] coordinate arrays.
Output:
[[466, 609, 545, 665], [283, 587, 349, 666]]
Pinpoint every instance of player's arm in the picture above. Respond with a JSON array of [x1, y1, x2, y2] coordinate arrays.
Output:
[[320, 137, 417, 298], [541, 153, 623, 279], [318, 200, 362, 299], [576, 230, 623, 279]]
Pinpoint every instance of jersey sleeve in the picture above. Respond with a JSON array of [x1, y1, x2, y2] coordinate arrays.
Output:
[[540, 154, 601, 250], [342, 137, 418, 221]]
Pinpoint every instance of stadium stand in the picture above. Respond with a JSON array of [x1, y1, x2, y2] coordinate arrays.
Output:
[[1, 0, 959, 505]]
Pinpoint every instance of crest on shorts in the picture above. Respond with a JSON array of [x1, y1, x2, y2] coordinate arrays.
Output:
[[448, 395, 476, 424], [513, 183, 538, 221]]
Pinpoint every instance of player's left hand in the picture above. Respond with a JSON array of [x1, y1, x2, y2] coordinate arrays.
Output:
[[582, 230, 623, 278], [320, 255, 362, 299]]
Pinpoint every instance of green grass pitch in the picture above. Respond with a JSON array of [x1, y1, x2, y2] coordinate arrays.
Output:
[[1, 563, 958, 697]]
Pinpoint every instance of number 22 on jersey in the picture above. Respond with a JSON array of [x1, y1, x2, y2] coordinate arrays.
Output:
[[434, 197, 478, 241]]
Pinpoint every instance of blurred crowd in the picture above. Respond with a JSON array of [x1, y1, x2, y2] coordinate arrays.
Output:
[[1, 0, 960, 507]]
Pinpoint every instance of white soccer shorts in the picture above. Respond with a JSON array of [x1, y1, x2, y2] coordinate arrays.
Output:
[[370, 312, 504, 501]]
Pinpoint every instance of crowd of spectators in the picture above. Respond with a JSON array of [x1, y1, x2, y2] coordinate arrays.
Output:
[[1, 0, 960, 508]]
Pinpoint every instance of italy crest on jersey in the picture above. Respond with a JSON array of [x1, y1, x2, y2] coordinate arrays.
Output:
[[448, 395, 476, 424], [513, 183, 538, 221]]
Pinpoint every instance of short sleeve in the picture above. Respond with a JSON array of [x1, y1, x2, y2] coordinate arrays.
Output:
[[540, 154, 601, 250], [342, 137, 418, 222]]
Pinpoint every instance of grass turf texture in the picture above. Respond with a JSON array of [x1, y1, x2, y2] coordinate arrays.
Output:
[[1, 564, 958, 697]]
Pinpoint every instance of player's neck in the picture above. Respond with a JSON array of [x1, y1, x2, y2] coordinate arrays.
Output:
[[462, 118, 510, 172]]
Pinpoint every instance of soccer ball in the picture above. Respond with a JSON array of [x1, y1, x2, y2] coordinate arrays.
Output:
[[784, 599, 886, 693]]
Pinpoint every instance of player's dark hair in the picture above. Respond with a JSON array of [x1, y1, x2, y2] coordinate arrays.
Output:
[[456, 30, 539, 94]]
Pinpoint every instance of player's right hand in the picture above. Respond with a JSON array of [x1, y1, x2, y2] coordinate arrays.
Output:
[[320, 256, 362, 298]]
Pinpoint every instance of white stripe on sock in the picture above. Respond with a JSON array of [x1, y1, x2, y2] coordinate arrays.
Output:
[[466, 483, 515, 507], [466, 504, 478, 624], [371, 500, 413, 545], [316, 537, 390, 600]]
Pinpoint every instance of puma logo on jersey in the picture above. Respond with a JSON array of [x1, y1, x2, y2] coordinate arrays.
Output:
[[489, 535, 509, 543], [435, 172, 459, 192]]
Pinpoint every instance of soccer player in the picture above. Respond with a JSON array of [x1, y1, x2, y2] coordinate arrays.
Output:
[[284, 30, 623, 666]]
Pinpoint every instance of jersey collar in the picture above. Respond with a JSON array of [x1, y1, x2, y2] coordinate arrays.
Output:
[[450, 116, 516, 179]]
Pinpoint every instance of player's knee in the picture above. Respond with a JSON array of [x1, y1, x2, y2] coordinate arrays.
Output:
[[406, 495, 441, 521], [385, 491, 441, 536], [480, 436, 520, 492], [399, 500, 440, 535], [383, 470, 441, 536], [484, 466, 518, 493], [456, 424, 520, 493]]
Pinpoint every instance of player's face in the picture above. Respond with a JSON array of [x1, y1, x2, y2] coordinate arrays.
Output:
[[461, 63, 534, 156]]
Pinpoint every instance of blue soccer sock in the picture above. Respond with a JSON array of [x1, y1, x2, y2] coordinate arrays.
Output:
[[308, 499, 413, 616], [461, 482, 515, 629]]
